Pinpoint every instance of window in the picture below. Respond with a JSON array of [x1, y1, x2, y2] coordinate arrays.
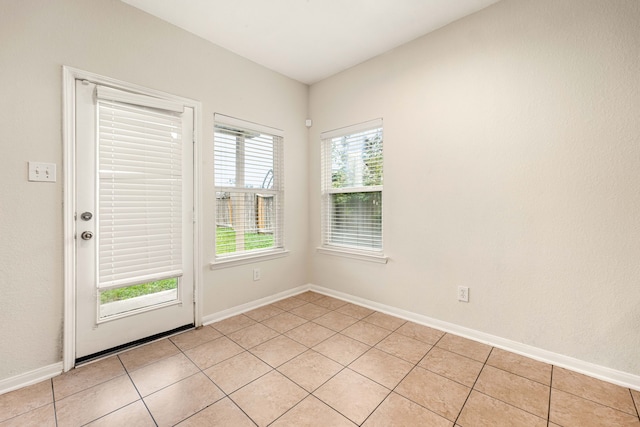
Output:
[[320, 119, 384, 260], [213, 114, 285, 265]]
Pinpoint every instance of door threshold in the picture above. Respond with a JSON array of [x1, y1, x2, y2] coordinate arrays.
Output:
[[75, 323, 194, 366]]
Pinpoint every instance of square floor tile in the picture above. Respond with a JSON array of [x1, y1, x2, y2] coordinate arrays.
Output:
[[474, 365, 550, 418], [184, 336, 244, 369], [285, 322, 335, 347], [272, 296, 307, 311], [486, 348, 551, 385], [313, 333, 370, 365], [271, 395, 356, 426], [363, 312, 406, 331], [278, 350, 343, 392], [435, 334, 491, 363], [419, 347, 483, 387], [376, 332, 432, 364], [0, 403, 56, 427], [313, 296, 348, 310], [176, 397, 255, 426], [295, 291, 325, 303], [228, 323, 280, 349], [395, 367, 470, 421], [336, 303, 375, 319], [552, 366, 637, 415], [363, 393, 452, 427], [230, 371, 308, 427], [169, 326, 222, 351], [342, 321, 391, 346], [204, 351, 272, 394], [53, 356, 124, 401], [313, 369, 389, 425], [458, 390, 547, 427], [314, 311, 359, 332], [55, 375, 139, 427], [244, 304, 285, 322], [289, 303, 331, 320], [210, 314, 256, 335], [549, 388, 640, 427], [0, 380, 52, 422], [129, 353, 199, 396], [349, 348, 413, 389], [262, 312, 308, 333], [119, 339, 180, 372], [86, 400, 155, 427], [395, 321, 445, 345], [144, 373, 224, 427], [250, 335, 307, 367]]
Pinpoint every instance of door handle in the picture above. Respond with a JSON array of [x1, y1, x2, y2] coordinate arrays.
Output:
[[81, 231, 93, 240]]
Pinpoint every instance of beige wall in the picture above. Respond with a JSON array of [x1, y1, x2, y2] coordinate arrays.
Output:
[[309, 0, 640, 375], [0, 0, 309, 380]]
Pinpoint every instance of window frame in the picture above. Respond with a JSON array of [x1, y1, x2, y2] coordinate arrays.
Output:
[[318, 119, 388, 263], [210, 114, 287, 269]]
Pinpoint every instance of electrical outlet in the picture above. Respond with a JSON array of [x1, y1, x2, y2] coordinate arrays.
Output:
[[28, 162, 56, 182], [253, 268, 261, 281], [457, 286, 469, 302]]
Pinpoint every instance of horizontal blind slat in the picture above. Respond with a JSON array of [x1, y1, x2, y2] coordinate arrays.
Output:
[[97, 94, 184, 289]]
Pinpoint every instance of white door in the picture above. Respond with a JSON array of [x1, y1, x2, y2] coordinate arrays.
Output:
[[75, 79, 195, 359]]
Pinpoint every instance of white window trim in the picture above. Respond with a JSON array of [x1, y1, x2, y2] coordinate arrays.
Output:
[[320, 118, 386, 261], [210, 249, 290, 269], [212, 114, 285, 266], [316, 246, 388, 264]]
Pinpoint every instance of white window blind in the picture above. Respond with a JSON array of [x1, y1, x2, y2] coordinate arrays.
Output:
[[97, 86, 184, 289], [214, 114, 284, 259], [321, 119, 383, 252]]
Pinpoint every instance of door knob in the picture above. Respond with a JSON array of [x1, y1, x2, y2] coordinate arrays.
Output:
[[81, 231, 93, 240]]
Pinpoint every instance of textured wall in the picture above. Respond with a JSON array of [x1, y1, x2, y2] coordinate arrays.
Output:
[[309, 0, 640, 375], [0, 0, 309, 381]]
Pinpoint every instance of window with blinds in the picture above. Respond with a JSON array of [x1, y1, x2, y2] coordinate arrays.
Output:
[[214, 114, 284, 260], [96, 86, 185, 291], [321, 119, 383, 252]]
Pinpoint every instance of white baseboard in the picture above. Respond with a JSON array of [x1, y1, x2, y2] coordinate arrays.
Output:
[[202, 284, 311, 325], [5, 283, 637, 396], [308, 284, 640, 391], [0, 362, 63, 395]]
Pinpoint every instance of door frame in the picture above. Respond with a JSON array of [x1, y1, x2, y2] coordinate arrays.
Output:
[[62, 66, 203, 371]]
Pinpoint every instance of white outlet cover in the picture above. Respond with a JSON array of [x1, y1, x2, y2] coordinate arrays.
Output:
[[28, 162, 56, 182]]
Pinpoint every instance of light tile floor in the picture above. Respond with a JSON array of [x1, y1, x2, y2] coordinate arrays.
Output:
[[2, 291, 639, 426]]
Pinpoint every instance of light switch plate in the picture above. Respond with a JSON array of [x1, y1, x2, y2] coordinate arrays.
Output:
[[28, 162, 56, 182]]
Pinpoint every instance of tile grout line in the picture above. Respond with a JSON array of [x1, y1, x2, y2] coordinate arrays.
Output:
[[631, 388, 640, 420], [118, 354, 159, 427], [452, 344, 492, 426], [178, 331, 260, 426], [547, 365, 554, 426], [50, 379, 59, 427], [549, 374, 639, 418], [268, 295, 393, 426], [360, 334, 446, 426]]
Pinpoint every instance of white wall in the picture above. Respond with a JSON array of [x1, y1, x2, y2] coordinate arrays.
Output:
[[0, 0, 309, 381], [309, 0, 640, 376]]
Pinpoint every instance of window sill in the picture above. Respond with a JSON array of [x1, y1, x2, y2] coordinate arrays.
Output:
[[316, 247, 388, 264], [210, 249, 289, 270]]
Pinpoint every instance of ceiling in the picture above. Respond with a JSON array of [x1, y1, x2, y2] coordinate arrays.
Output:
[[122, 0, 500, 85]]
